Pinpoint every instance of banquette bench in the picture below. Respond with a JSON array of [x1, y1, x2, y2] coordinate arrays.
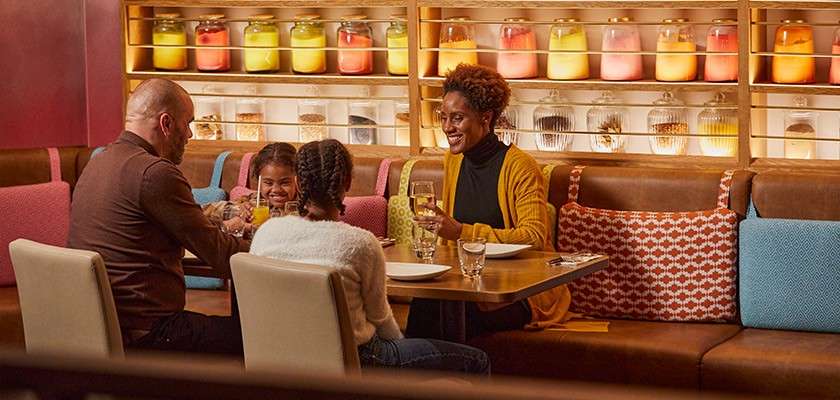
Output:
[[1, 146, 839, 399]]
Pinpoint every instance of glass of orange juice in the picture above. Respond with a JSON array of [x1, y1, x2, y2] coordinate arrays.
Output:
[[251, 198, 270, 227]]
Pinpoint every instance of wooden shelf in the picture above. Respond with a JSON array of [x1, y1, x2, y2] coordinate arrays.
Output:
[[420, 76, 737, 92], [416, 0, 737, 8], [124, 0, 406, 7], [749, 0, 840, 9], [127, 71, 408, 86], [750, 83, 840, 96], [750, 157, 840, 172]]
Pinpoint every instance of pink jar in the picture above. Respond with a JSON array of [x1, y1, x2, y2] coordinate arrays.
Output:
[[337, 15, 374, 75], [705, 19, 738, 82], [195, 14, 230, 72], [497, 18, 538, 79], [601, 17, 643, 81]]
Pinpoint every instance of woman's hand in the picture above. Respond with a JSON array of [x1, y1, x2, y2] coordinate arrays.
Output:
[[413, 202, 463, 241]]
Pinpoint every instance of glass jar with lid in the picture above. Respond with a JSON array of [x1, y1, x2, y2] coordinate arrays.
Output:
[[698, 92, 737, 157], [394, 88, 410, 146], [647, 91, 688, 155], [830, 23, 840, 85], [195, 14, 230, 72], [235, 88, 266, 141], [387, 15, 409, 76], [298, 86, 328, 143], [772, 20, 815, 84], [438, 16, 478, 77], [347, 87, 378, 144], [587, 91, 628, 153], [192, 85, 225, 140], [784, 96, 817, 159], [338, 15, 374, 75], [152, 13, 187, 71], [495, 101, 519, 146], [601, 17, 643, 81], [705, 19, 738, 82], [547, 18, 589, 80], [497, 18, 538, 79], [290, 14, 326, 74], [533, 89, 574, 152], [655, 18, 696, 82], [244, 14, 279, 73]]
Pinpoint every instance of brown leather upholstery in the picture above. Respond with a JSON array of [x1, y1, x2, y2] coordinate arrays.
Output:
[[348, 157, 384, 197], [702, 328, 840, 398], [387, 159, 445, 198], [0, 147, 83, 190], [548, 166, 753, 217], [0, 287, 24, 349], [751, 171, 840, 221], [468, 320, 741, 389]]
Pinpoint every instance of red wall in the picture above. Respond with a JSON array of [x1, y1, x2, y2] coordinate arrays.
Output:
[[0, 0, 123, 150]]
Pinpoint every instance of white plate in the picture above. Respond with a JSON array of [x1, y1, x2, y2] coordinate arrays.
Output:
[[183, 249, 198, 261], [484, 243, 532, 259], [386, 262, 451, 281]]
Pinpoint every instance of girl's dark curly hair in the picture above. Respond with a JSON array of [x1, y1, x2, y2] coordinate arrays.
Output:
[[442, 64, 511, 127], [250, 142, 297, 181], [295, 139, 353, 216]]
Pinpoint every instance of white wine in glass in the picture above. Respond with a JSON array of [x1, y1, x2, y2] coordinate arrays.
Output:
[[409, 181, 436, 217]]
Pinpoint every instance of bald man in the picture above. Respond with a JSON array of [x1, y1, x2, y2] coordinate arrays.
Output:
[[69, 79, 249, 355]]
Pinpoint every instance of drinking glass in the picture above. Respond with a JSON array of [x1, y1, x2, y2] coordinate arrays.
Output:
[[410, 181, 435, 217], [222, 204, 245, 237], [284, 201, 301, 216], [412, 220, 440, 263], [251, 198, 270, 227], [457, 238, 486, 278]]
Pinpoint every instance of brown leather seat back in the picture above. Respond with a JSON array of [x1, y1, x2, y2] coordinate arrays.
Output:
[[548, 166, 753, 217], [347, 157, 384, 197], [387, 159, 444, 198], [751, 171, 840, 221], [0, 147, 83, 190]]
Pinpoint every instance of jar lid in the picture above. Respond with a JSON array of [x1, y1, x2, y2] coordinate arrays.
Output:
[[294, 13, 320, 21], [445, 16, 471, 21], [593, 91, 620, 104], [198, 14, 225, 20], [662, 18, 689, 23], [155, 12, 181, 19], [390, 14, 407, 21], [554, 18, 580, 23], [653, 91, 684, 106], [341, 14, 368, 21], [780, 19, 807, 24], [704, 91, 732, 106], [504, 17, 529, 22], [712, 18, 737, 23], [540, 89, 570, 103], [249, 14, 274, 21], [608, 17, 632, 23]]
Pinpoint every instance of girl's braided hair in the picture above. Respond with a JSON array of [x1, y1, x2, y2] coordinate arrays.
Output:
[[295, 139, 353, 216]]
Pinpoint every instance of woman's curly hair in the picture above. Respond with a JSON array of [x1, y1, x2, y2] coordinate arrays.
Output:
[[442, 64, 511, 126], [250, 142, 297, 181], [295, 139, 353, 216]]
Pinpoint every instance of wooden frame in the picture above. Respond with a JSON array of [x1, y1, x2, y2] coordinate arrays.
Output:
[[120, 0, 840, 169]]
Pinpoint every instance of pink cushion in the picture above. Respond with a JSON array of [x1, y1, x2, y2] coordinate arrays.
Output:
[[230, 152, 255, 201], [339, 159, 392, 238]]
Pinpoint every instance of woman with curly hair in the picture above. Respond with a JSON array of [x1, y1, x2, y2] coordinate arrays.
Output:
[[250, 139, 489, 375], [410, 64, 570, 339]]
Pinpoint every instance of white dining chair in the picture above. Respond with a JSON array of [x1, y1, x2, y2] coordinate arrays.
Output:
[[9, 239, 123, 359], [230, 253, 360, 375]]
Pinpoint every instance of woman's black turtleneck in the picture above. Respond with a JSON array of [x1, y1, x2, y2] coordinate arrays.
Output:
[[452, 132, 509, 229]]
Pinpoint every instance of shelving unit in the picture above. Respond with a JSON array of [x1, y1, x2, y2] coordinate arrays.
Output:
[[119, 0, 840, 169]]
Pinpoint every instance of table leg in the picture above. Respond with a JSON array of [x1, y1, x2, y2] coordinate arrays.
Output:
[[440, 300, 466, 343]]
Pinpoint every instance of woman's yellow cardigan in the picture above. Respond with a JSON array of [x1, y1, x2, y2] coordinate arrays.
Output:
[[442, 145, 572, 329]]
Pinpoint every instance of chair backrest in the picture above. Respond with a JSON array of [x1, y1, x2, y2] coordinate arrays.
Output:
[[230, 253, 360, 375], [9, 239, 123, 358]]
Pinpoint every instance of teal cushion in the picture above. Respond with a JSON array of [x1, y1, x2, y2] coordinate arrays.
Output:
[[740, 214, 840, 333], [187, 151, 231, 290]]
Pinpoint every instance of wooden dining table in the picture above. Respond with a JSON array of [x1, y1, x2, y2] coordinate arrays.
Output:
[[383, 244, 609, 342]]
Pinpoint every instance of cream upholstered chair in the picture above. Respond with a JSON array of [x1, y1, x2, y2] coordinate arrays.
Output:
[[230, 253, 360, 375], [9, 239, 123, 359]]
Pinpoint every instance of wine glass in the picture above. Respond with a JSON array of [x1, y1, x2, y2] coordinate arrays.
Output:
[[410, 181, 436, 217]]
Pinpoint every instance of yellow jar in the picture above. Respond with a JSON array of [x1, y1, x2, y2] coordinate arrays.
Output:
[[547, 18, 589, 80], [698, 92, 738, 157], [244, 14, 279, 73], [290, 14, 326, 74], [152, 13, 187, 71], [772, 20, 815, 84], [655, 18, 697, 82], [387, 15, 409, 75], [438, 17, 478, 76]]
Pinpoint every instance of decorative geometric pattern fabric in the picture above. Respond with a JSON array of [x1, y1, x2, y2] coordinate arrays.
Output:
[[340, 158, 392, 238], [739, 202, 840, 333], [387, 159, 419, 244], [557, 166, 739, 322], [229, 152, 255, 201], [0, 148, 70, 286]]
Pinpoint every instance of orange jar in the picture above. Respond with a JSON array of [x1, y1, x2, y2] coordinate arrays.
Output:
[[771, 20, 815, 84]]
